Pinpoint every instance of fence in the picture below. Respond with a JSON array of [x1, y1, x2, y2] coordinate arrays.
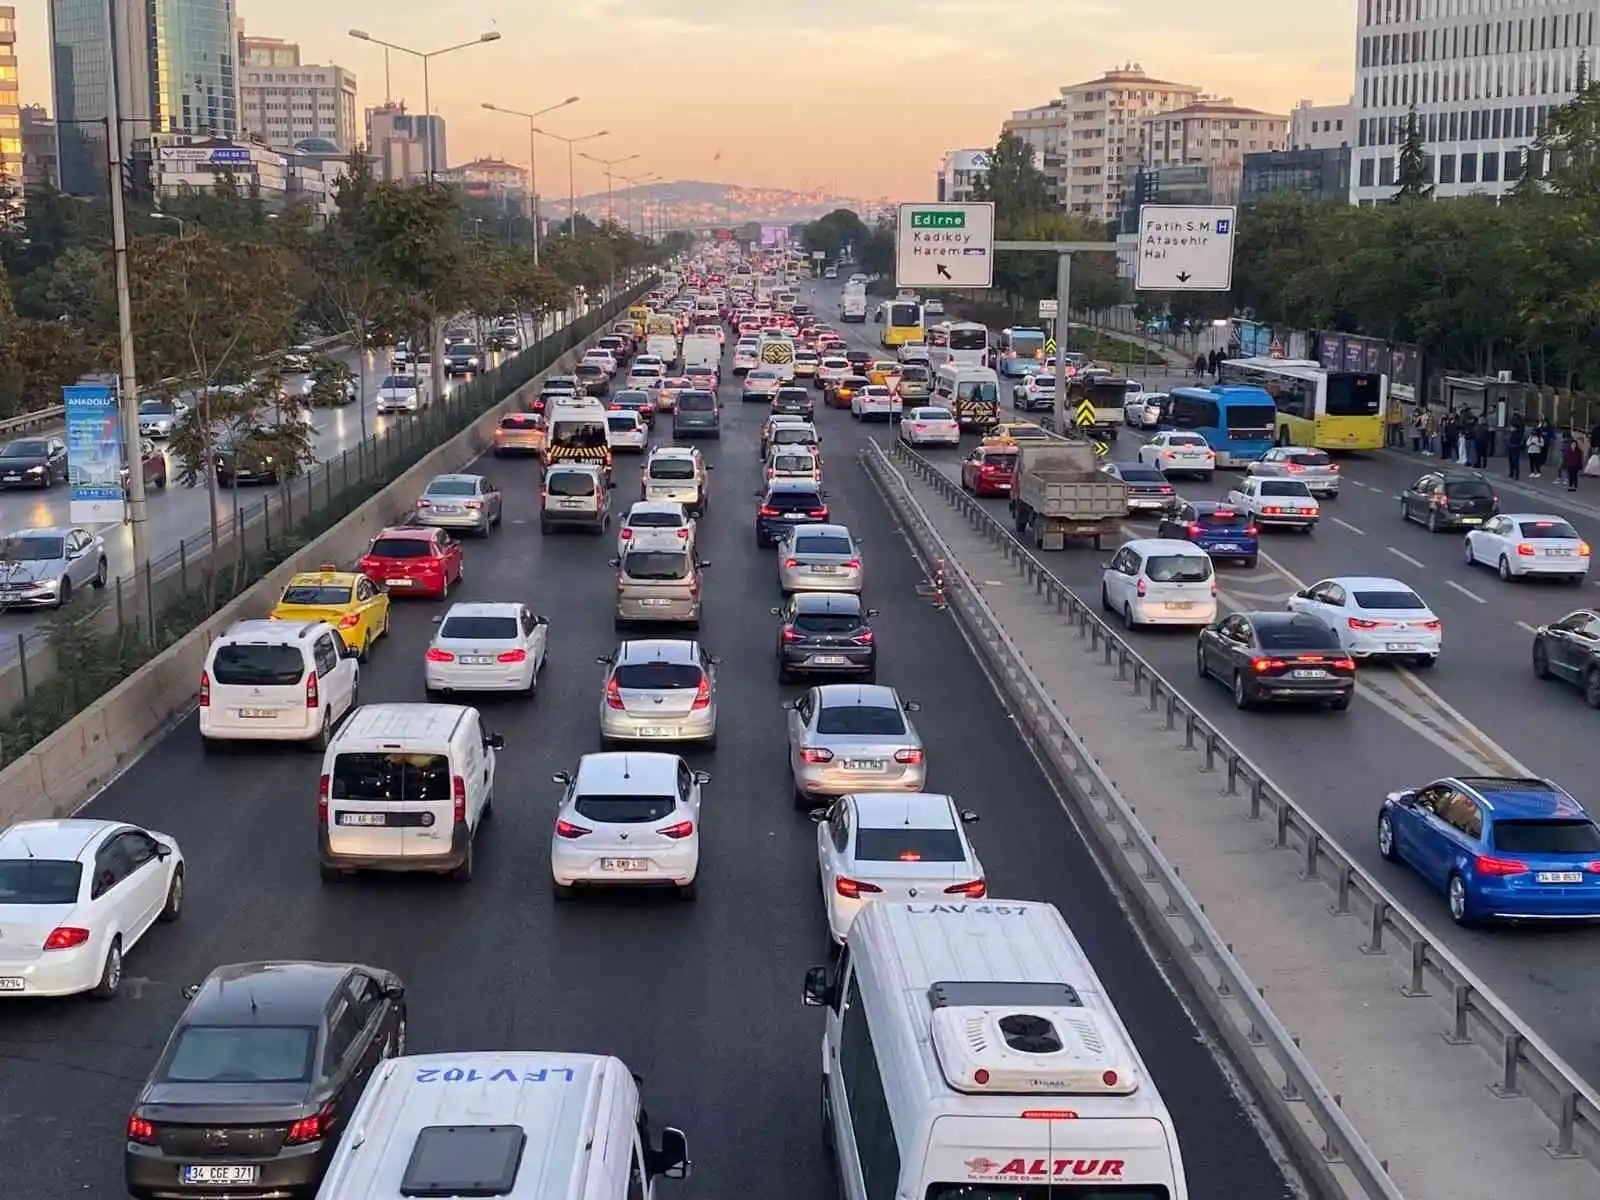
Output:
[[876, 434, 1600, 1175], [0, 277, 657, 764]]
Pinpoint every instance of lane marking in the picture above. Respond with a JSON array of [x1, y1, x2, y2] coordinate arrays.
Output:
[[1386, 546, 1426, 568], [1516, 620, 1538, 634], [1445, 580, 1485, 604], [1330, 517, 1365, 535]]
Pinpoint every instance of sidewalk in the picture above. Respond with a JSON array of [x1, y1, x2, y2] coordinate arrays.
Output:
[[1377, 442, 1600, 522], [883, 458, 1597, 1200]]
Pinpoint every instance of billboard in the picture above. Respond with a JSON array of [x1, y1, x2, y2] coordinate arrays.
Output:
[[760, 225, 787, 247], [65, 382, 125, 524]]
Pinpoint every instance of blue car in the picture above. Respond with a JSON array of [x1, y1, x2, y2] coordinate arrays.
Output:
[[1155, 501, 1258, 567], [1378, 776, 1600, 925]]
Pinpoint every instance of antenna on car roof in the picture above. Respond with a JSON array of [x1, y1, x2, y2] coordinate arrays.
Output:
[[621, 756, 631, 779]]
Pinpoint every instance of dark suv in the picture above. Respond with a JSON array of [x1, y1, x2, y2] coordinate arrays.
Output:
[[1400, 470, 1499, 531], [774, 592, 878, 683], [755, 481, 829, 547]]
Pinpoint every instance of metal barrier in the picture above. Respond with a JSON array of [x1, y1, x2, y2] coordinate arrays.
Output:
[[875, 435, 1600, 1175]]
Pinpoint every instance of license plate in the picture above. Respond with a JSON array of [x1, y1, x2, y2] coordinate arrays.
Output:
[[1164, 601, 1195, 610], [810, 655, 850, 665], [561, 499, 586, 508], [1537, 871, 1584, 884], [786, 513, 805, 520], [1547, 548, 1576, 556], [1211, 543, 1239, 552], [1460, 516, 1481, 524], [183, 1166, 259, 1185], [238, 708, 276, 719], [1384, 642, 1419, 652], [388, 578, 413, 586], [430, 504, 462, 514], [639, 598, 670, 607], [458, 656, 495, 665], [1290, 669, 1329, 679], [602, 858, 650, 872], [636, 726, 671, 737], [843, 759, 882, 771], [0, 978, 23, 991], [810, 565, 838, 574], [338, 812, 387, 826]]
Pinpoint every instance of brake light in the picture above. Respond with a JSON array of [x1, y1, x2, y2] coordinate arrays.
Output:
[[1136, 578, 1147, 597], [426, 648, 454, 662], [284, 1104, 335, 1146], [1434, 496, 1449, 508], [784, 558, 799, 568], [782, 626, 802, 642], [1244, 525, 1259, 537], [1516, 543, 1536, 556], [1263, 505, 1282, 515], [1420, 619, 1442, 631], [836, 876, 882, 899], [1331, 657, 1356, 670], [555, 820, 590, 839], [605, 677, 625, 709], [809, 508, 829, 518], [1185, 522, 1201, 536], [801, 747, 834, 763], [1474, 855, 1529, 877], [338, 613, 361, 629], [691, 674, 712, 709], [1348, 617, 1394, 630], [416, 499, 428, 509], [199, 670, 210, 707], [305, 672, 319, 709], [620, 527, 633, 540], [842, 559, 861, 569], [318, 775, 329, 822], [1285, 463, 1304, 472], [42, 926, 89, 951], [497, 649, 527, 663], [464, 500, 483, 511], [945, 879, 987, 897], [1251, 657, 1286, 673], [657, 820, 695, 839], [759, 505, 780, 517], [452, 776, 467, 823], [126, 1114, 157, 1145], [894, 748, 924, 764], [851, 629, 874, 645], [1330, 463, 1341, 472]]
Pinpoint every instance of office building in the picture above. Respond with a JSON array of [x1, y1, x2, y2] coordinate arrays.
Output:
[[154, 137, 285, 200], [935, 148, 991, 202], [49, 0, 152, 195], [1289, 98, 1354, 149], [238, 33, 358, 152], [365, 102, 445, 181], [1242, 147, 1354, 205], [21, 104, 57, 190], [1352, 0, 1598, 203], [149, 0, 241, 138]]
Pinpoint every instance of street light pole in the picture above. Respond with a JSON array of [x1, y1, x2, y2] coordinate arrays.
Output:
[[348, 30, 502, 182], [580, 152, 638, 228], [529, 127, 608, 236], [482, 97, 580, 264]]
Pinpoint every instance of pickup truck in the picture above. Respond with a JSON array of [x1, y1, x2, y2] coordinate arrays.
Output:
[[1007, 441, 1128, 551], [1224, 476, 1320, 532]]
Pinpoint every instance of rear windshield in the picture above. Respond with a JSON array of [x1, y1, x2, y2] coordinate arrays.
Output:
[[773, 428, 815, 444], [855, 828, 965, 862], [280, 585, 351, 605], [793, 534, 853, 556], [981, 452, 1018, 468], [816, 704, 906, 736], [1255, 621, 1341, 651], [1492, 819, 1600, 854], [576, 364, 605, 376], [439, 616, 518, 640], [777, 390, 809, 404], [1197, 510, 1245, 526], [500, 415, 540, 429], [899, 366, 929, 382], [1351, 590, 1425, 609], [1116, 467, 1166, 482], [767, 490, 822, 512], [794, 613, 862, 633], [615, 663, 701, 689], [1143, 554, 1212, 583], [677, 393, 715, 411], [1258, 480, 1312, 496], [1445, 479, 1494, 497], [1518, 519, 1579, 539], [629, 509, 684, 528], [0, 859, 81, 903], [211, 643, 305, 686], [773, 454, 816, 472], [1166, 434, 1206, 446], [1285, 450, 1331, 466], [650, 458, 696, 480], [624, 551, 691, 580], [546, 472, 596, 497], [369, 537, 431, 558], [574, 794, 677, 823], [607, 416, 639, 432], [427, 479, 476, 496], [332, 752, 452, 802], [613, 391, 649, 407], [163, 1026, 317, 1084]]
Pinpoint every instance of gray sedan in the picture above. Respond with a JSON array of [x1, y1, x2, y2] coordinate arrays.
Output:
[[597, 638, 719, 749], [1246, 446, 1341, 497], [0, 526, 109, 608], [414, 473, 503, 536], [785, 684, 925, 808], [777, 524, 863, 595]]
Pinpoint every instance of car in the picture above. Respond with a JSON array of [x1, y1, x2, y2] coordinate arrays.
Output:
[[672, 389, 721, 438], [1377, 776, 1600, 925], [1226, 476, 1320, 531], [766, 445, 822, 486], [895, 363, 933, 404], [1247, 446, 1341, 497], [1400, 469, 1499, 530], [199, 619, 360, 750], [792, 350, 820, 379], [766, 419, 821, 456], [777, 523, 863, 594], [1285, 575, 1441, 666], [1196, 611, 1355, 711], [270, 568, 390, 659], [1155, 500, 1258, 565], [425, 601, 548, 696], [642, 445, 711, 516], [137, 397, 189, 439], [811, 792, 983, 943], [684, 364, 720, 392], [617, 500, 695, 557], [491, 411, 545, 456], [1101, 461, 1176, 514], [124, 961, 406, 1199], [0, 526, 108, 608], [550, 751, 709, 899], [785, 684, 926, 808], [844, 349, 872, 375], [0, 818, 183, 1000], [375, 374, 424, 414], [1137, 430, 1215, 479], [610, 387, 655, 423], [755, 480, 830, 547], [1122, 390, 1166, 428], [830, 374, 870, 410], [743, 366, 784, 403], [0, 437, 67, 488], [611, 542, 708, 629], [1099, 538, 1218, 630], [413, 473, 502, 536], [732, 342, 761, 374], [959, 442, 1018, 497], [1530, 608, 1600, 703], [772, 386, 814, 420], [282, 344, 316, 372], [774, 592, 878, 684], [596, 638, 718, 749], [582, 348, 619, 376], [851, 384, 897, 422], [988, 421, 1050, 442], [357, 527, 463, 598], [815, 356, 851, 391], [574, 361, 610, 397], [121, 438, 169, 492], [1465, 513, 1590, 582], [897, 342, 931, 364], [605, 408, 649, 452]]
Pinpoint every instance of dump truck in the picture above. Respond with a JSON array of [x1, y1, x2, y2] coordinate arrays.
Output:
[[1007, 440, 1128, 550]]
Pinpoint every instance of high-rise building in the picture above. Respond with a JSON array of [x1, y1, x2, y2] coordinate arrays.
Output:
[[1289, 98, 1354, 150], [48, 0, 152, 196], [365, 102, 444, 181], [149, 0, 241, 139], [21, 104, 58, 190], [0, 7, 19, 192], [1351, 0, 1598, 204], [237, 32, 358, 152]]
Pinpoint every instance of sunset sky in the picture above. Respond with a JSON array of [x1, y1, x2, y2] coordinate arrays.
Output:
[[13, 1, 1356, 199]]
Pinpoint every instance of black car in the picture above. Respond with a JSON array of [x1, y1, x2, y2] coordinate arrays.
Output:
[[612, 387, 655, 424], [1101, 462, 1176, 515], [844, 349, 872, 375], [1196, 611, 1355, 711], [1400, 470, 1499, 531], [574, 362, 610, 397], [1531, 608, 1600, 704], [772, 387, 814, 420], [125, 961, 406, 1200], [774, 592, 878, 683], [214, 428, 288, 487], [0, 437, 67, 489], [443, 343, 482, 375], [755, 481, 830, 547]]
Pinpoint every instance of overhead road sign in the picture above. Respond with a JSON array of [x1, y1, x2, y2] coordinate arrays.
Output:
[[1135, 204, 1237, 291], [895, 202, 994, 289], [1038, 299, 1058, 317]]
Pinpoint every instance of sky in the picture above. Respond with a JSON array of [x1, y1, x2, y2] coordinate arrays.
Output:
[[12, 1, 1357, 200]]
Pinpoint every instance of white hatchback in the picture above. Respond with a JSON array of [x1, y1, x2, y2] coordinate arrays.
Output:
[[1100, 538, 1217, 629], [1138, 431, 1216, 479], [550, 752, 708, 900], [852, 385, 896, 421], [199, 619, 359, 750], [1465, 513, 1591, 582], [424, 602, 549, 696], [617, 500, 696, 556], [1285, 575, 1441, 666], [605, 409, 648, 452]]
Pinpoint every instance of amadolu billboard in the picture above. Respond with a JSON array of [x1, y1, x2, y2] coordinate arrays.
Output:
[[65, 381, 125, 524]]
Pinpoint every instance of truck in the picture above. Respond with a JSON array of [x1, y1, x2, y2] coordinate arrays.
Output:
[[1064, 376, 1127, 442], [1007, 441, 1128, 551], [839, 286, 868, 323]]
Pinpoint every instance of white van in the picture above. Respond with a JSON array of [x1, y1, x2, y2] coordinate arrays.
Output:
[[314, 1051, 690, 1200], [200, 619, 359, 750], [804, 900, 1188, 1200], [681, 333, 721, 372], [756, 334, 797, 382], [317, 703, 502, 883], [646, 333, 679, 366]]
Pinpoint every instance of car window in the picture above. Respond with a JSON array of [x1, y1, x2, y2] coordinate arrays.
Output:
[[330, 752, 452, 803], [1517, 519, 1578, 539], [794, 613, 862, 634], [573, 793, 677, 823], [623, 551, 691, 581], [816, 704, 906, 736], [1258, 480, 1312, 496], [211, 643, 305, 686], [324, 1000, 366, 1071], [314, 635, 340, 676], [1284, 450, 1331, 466], [1254, 621, 1341, 651], [1350, 589, 1424, 609], [0, 858, 82, 903], [677, 393, 716, 411], [628, 509, 685, 529], [547, 472, 597, 497], [649, 457, 696, 480], [766, 489, 822, 511], [615, 662, 700, 689], [855, 827, 965, 862], [0, 536, 63, 561], [162, 1026, 317, 1083], [1492, 819, 1600, 854], [1143, 554, 1212, 583], [427, 479, 478, 496], [120, 831, 158, 868], [280, 585, 352, 606], [369, 537, 430, 558], [379, 376, 415, 390], [607, 415, 640, 432], [1445, 479, 1494, 497], [439, 615, 519, 640], [792, 535, 853, 556]]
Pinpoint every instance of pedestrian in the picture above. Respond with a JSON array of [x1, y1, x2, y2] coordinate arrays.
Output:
[[1526, 425, 1547, 477], [1456, 418, 1471, 465], [1475, 423, 1493, 469], [1562, 436, 1583, 491], [1193, 353, 1206, 378], [1506, 422, 1524, 480], [1208, 348, 1220, 376], [1411, 410, 1426, 453]]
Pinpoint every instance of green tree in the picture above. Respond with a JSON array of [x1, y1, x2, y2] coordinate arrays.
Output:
[[802, 208, 868, 263], [970, 133, 1051, 219], [1393, 107, 1435, 201]]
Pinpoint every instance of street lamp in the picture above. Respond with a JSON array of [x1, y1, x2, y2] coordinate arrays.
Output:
[[149, 211, 185, 238], [481, 97, 579, 265], [530, 128, 608, 235], [348, 29, 501, 182], [618, 173, 659, 234], [579, 151, 639, 227]]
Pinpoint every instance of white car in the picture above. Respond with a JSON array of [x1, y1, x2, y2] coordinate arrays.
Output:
[[550, 751, 707, 900], [617, 500, 696, 556], [852, 384, 896, 422], [1123, 390, 1166, 429], [605, 409, 648, 452], [0, 818, 183, 999], [1285, 575, 1441, 666], [1465, 513, 1591, 582], [1011, 373, 1055, 413], [1226, 476, 1320, 531], [812, 792, 984, 944], [582, 349, 619, 377], [424, 601, 549, 696], [200, 619, 359, 749], [1247, 446, 1341, 497], [766, 446, 822, 485], [733, 343, 761, 374], [375, 374, 424, 414], [898, 406, 961, 447], [1100, 538, 1217, 629], [897, 342, 931, 364], [1137, 431, 1215, 478], [815, 357, 852, 390]]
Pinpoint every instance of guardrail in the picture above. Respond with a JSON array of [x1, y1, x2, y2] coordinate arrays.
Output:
[[878, 435, 1600, 1174]]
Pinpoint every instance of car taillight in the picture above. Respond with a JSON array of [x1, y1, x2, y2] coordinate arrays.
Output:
[[1285, 463, 1303, 472], [894, 748, 923, 764], [338, 613, 361, 629], [497, 649, 527, 663], [1421, 619, 1442, 631], [1331, 657, 1356, 670], [1348, 617, 1392, 630], [800, 747, 834, 763], [809, 507, 829, 518], [199, 670, 210, 707], [842, 559, 861, 569], [1185, 522, 1201, 536], [305, 672, 319, 709], [43, 926, 90, 951], [464, 500, 483, 510], [1135, 578, 1147, 597], [1474, 854, 1528, 877], [1262, 505, 1282, 514], [555, 820, 590, 838], [284, 1104, 334, 1146], [836, 876, 882, 899], [784, 558, 799, 568], [782, 626, 802, 642], [1244, 525, 1259, 537], [426, 648, 454, 662], [851, 629, 874, 645], [759, 505, 780, 517], [605, 677, 625, 709], [691, 674, 712, 709], [657, 820, 695, 839], [620, 527, 634, 540], [452, 776, 467, 823], [1516, 543, 1536, 556], [945, 879, 987, 897], [677, 528, 689, 539], [1251, 657, 1287, 673], [318, 775, 329, 822]]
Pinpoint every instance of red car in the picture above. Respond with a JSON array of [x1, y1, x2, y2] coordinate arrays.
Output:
[[357, 526, 463, 598], [960, 445, 1020, 497]]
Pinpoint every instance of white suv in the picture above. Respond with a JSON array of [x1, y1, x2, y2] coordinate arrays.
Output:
[[200, 619, 359, 750]]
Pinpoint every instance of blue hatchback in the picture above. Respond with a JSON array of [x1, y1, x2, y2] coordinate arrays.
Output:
[[1378, 776, 1600, 925], [1155, 501, 1259, 567]]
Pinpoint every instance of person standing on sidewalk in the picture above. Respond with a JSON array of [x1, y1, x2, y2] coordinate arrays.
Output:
[[1562, 435, 1584, 491], [1194, 353, 1207, 378], [1526, 425, 1547, 477], [1506, 421, 1525, 479]]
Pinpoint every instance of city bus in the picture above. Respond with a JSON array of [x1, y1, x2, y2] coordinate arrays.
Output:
[[996, 326, 1047, 376], [1163, 385, 1277, 466], [1218, 357, 1386, 451], [926, 320, 989, 370], [876, 299, 924, 349]]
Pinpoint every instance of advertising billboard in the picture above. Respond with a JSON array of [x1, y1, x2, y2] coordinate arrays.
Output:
[[760, 225, 787, 247], [65, 382, 125, 524]]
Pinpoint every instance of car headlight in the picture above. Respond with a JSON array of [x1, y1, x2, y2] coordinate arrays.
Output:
[[25, 465, 44, 474]]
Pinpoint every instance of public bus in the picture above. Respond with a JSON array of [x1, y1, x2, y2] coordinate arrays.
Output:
[[876, 299, 924, 349], [996, 326, 1047, 376], [1163, 385, 1277, 466], [1217, 357, 1386, 451], [925, 320, 989, 371]]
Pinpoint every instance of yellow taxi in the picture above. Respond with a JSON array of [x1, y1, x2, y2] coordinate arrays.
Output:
[[269, 567, 390, 659], [989, 421, 1053, 443]]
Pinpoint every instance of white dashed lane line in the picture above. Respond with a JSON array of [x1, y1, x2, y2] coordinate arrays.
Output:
[[1330, 516, 1366, 535], [1386, 546, 1427, 568], [1516, 620, 1538, 634], [1445, 580, 1486, 603]]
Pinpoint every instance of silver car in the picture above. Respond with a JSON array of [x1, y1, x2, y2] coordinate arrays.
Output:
[[376, 374, 423, 414], [1247, 446, 1341, 497], [137, 397, 189, 438], [0, 526, 109, 609], [785, 684, 926, 808], [611, 545, 708, 628], [597, 638, 719, 749], [777, 524, 863, 595], [414, 473, 503, 535], [642, 447, 711, 516]]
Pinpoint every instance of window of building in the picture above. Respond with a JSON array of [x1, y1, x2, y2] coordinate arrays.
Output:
[[1359, 156, 1376, 188], [1438, 152, 1457, 183], [1482, 151, 1500, 182], [1459, 152, 1478, 183], [1379, 156, 1396, 186]]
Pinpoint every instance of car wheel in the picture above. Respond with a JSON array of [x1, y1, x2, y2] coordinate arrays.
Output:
[[311, 709, 332, 751], [357, 634, 372, 663], [1412, 654, 1437, 669], [1327, 694, 1351, 712], [1463, 538, 1476, 565], [1241, 557, 1258, 568], [540, 518, 552, 534], [56, 577, 71, 608], [1498, 555, 1513, 582], [1377, 812, 1401, 861], [449, 838, 474, 884], [1426, 508, 1438, 533], [93, 558, 108, 588], [1584, 668, 1600, 709], [1447, 873, 1475, 926], [1232, 671, 1253, 710], [777, 663, 793, 684], [1399, 497, 1410, 523], [1122, 602, 1136, 630], [1100, 583, 1111, 612], [89, 937, 122, 1000], [793, 783, 814, 811], [1196, 644, 1209, 679], [1531, 639, 1553, 678], [158, 865, 184, 922]]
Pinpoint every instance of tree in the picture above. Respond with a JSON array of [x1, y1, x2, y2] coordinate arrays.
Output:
[[859, 218, 895, 277], [970, 133, 1051, 219], [1392, 107, 1434, 202]]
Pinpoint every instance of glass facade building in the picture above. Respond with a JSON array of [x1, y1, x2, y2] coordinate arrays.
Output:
[[1241, 148, 1353, 207], [49, 0, 152, 196], [150, 0, 240, 138]]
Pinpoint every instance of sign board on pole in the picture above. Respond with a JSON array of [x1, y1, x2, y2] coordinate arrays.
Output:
[[64, 382, 125, 524], [1038, 299, 1058, 318], [812, 250, 825, 260], [895, 202, 995, 290], [1134, 204, 1237, 291]]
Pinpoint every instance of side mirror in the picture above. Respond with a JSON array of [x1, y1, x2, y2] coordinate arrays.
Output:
[[484, 733, 505, 751], [697, 560, 710, 569], [155, 843, 172, 859], [595, 654, 613, 665], [903, 701, 921, 712], [707, 654, 722, 665], [821, 490, 830, 498], [182, 983, 202, 1000], [705, 463, 715, 470], [383, 980, 406, 999], [809, 807, 831, 823], [960, 809, 980, 824], [608, 558, 620, 568], [693, 770, 712, 785], [342, 644, 360, 659], [781, 699, 797, 710], [655, 1128, 691, 1180], [551, 771, 572, 785], [865, 608, 880, 617], [802, 965, 834, 1007], [536, 615, 549, 625], [770, 607, 783, 615], [1294, 589, 1310, 599], [431, 615, 443, 624]]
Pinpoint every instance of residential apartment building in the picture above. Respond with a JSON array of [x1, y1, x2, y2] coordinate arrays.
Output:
[[437, 156, 528, 206], [1289, 97, 1354, 148], [238, 34, 358, 152], [1139, 99, 1288, 169], [21, 104, 57, 190], [365, 102, 445, 181], [1352, 0, 1598, 203], [935, 148, 993, 202], [0, 7, 18, 192]]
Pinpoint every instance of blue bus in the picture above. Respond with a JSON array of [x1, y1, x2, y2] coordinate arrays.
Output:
[[1163, 385, 1276, 466]]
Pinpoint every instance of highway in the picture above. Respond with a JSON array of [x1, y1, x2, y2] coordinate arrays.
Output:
[[808, 278, 1600, 1086], [0, 324, 1296, 1199]]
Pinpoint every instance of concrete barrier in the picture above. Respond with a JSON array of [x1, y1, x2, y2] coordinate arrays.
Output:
[[0, 287, 646, 825]]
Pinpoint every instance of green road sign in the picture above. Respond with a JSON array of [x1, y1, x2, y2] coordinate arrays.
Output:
[[909, 210, 967, 230], [1074, 399, 1096, 426]]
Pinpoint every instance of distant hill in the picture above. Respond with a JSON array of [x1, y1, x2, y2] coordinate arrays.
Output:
[[540, 179, 884, 227]]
